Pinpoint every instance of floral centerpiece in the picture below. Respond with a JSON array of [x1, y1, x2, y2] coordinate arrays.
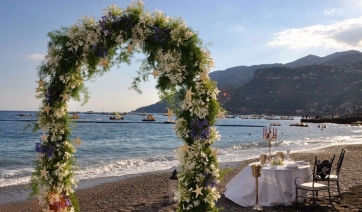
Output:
[[270, 157, 283, 166], [32, 1, 223, 211]]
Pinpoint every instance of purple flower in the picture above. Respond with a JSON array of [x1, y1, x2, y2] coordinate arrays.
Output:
[[45, 146, 55, 158], [98, 15, 114, 36], [189, 118, 211, 141], [96, 47, 108, 58], [204, 173, 216, 188], [118, 15, 135, 31], [153, 26, 170, 43], [99, 16, 109, 31], [59, 192, 72, 207], [35, 143, 54, 158], [45, 93, 51, 104], [65, 197, 72, 207], [92, 44, 97, 51], [35, 142, 44, 153]]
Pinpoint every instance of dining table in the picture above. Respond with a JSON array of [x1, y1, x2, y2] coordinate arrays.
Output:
[[225, 161, 312, 207]]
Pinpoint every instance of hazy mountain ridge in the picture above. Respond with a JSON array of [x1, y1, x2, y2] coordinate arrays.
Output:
[[209, 64, 283, 88], [225, 60, 362, 115], [134, 50, 362, 114], [284, 50, 362, 68]]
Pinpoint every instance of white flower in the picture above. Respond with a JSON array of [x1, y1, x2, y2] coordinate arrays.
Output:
[[48, 193, 60, 204], [102, 4, 122, 16], [115, 34, 124, 44], [64, 152, 72, 159]]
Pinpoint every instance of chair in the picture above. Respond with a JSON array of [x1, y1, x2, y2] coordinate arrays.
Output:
[[318, 148, 345, 197], [294, 155, 335, 207]]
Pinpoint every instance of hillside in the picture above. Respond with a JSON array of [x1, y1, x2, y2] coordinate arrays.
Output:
[[209, 64, 283, 88], [134, 64, 283, 112], [324, 52, 362, 65], [134, 50, 362, 114], [224, 61, 362, 115], [134, 100, 169, 113]]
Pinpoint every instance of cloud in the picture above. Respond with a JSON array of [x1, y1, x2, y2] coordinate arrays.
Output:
[[267, 16, 362, 49], [27, 53, 45, 61], [323, 9, 335, 15]]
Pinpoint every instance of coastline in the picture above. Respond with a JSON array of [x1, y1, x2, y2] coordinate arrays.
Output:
[[0, 144, 361, 211], [0, 162, 240, 206]]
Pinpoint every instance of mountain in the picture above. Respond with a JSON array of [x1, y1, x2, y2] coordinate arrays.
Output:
[[134, 50, 362, 114], [284, 54, 321, 68], [133, 99, 168, 113], [224, 60, 362, 115], [284, 50, 362, 68], [209, 64, 283, 88], [134, 64, 283, 112], [321, 50, 362, 64], [323, 52, 362, 65]]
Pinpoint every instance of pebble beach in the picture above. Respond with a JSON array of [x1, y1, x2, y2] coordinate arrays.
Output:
[[0, 144, 361, 212]]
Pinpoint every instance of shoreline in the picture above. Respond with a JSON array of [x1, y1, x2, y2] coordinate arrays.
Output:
[[0, 162, 241, 206], [0, 143, 361, 211]]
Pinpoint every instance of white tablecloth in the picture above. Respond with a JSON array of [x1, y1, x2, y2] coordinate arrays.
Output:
[[225, 162, 311, 206]]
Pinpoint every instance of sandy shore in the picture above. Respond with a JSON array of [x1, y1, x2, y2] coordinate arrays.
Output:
[[1, 144, 361, 211]]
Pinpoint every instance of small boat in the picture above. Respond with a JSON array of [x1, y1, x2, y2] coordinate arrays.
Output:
[[281, 116, 294, 120], [225, 115, 236, 118], [17, 113, 32, 116], [164, 120, 175, 124], [142, 114, 156, 121], [290, 123, 308, 127], [318, 124, 327, 128], [271, 122, 281, 126], [110, 116, 124, 120], [264, 116, 277, 120], [85, 111, 94, 114], [110, 112, 124, 120], [250, 115, 262, 119], [70, 114, 80, 119]]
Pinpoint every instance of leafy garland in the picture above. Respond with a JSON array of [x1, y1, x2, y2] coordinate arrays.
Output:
[[33, 1, 225, 211]]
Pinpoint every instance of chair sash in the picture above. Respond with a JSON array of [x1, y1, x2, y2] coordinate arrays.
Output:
[[312, 155, 334, 183]]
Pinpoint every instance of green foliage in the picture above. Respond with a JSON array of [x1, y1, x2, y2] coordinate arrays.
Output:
[[33, 1, 223, 211], [69, 193, 80, 212], [219, 167, 234, 181]]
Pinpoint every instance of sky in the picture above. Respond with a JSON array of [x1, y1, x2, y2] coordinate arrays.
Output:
[[1, 0, 362, 112]]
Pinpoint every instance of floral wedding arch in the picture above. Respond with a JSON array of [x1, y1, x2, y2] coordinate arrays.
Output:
[[33, 1, 224, 211]]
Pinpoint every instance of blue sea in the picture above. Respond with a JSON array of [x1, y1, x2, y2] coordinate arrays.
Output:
[[1, 110, 361, 190]]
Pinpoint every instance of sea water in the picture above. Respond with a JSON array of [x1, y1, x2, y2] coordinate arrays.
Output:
[[1, 110, 361, 189]]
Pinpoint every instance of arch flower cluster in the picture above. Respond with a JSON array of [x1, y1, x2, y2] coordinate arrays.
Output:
[[33, 1, 224, 211]]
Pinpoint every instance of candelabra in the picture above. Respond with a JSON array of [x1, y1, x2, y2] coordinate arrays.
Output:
[[263, 124, 277, 160], [251, 164, 262, 211]]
